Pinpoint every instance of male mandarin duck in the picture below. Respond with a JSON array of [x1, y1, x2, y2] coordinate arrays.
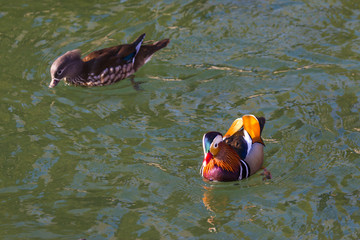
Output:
[[49, 33, 170, 88], [201, 115, 268, 181]]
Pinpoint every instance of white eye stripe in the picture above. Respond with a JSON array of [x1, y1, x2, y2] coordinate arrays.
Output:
[[211, 135, 223, 148], [57, 69, 64, 75]]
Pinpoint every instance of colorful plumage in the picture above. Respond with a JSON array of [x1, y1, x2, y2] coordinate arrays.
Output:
[[201, 115, 266, 181], [49, 33, 170, 88]]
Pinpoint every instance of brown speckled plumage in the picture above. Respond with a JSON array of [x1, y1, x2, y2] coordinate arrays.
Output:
[[49, 33, 170, 88]]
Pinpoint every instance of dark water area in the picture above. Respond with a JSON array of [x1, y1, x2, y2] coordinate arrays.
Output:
[[1, 0, 359, 239]]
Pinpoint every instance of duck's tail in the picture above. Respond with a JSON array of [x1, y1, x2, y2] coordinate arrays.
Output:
[[151, 38, 170, 51], [133, 37, 170, 71]]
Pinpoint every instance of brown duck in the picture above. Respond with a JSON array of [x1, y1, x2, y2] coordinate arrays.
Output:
[[49, 33, 170, 88]]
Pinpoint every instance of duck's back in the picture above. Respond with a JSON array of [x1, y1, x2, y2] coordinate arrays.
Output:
[[224, 116, 266, 160], [223, 130, 249, 160]]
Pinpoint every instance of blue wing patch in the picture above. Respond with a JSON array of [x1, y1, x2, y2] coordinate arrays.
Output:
[[123, 52, 136, 62]]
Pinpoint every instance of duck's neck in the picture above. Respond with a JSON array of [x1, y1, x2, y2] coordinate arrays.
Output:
[[205, 155, 241, 175], [65, 73, 87, 86], [64, 59, 87, 85], [202, 143, 241, 180]]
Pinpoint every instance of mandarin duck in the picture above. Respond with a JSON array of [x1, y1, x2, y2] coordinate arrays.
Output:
[[49, 33, 170, 88], [201, 115, 267, 181]]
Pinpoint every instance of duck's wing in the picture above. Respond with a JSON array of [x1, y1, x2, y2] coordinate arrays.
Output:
[[243, 115, 265, 145], [223, 129, 249, 160], [223, 115, 266, 159], [82, 34, 146, 75]]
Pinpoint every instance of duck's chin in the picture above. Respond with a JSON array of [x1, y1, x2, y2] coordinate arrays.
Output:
[[203, 165, 239, 182]]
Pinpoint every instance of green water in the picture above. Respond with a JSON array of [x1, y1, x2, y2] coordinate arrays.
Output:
[[1, 0, 360, 239]]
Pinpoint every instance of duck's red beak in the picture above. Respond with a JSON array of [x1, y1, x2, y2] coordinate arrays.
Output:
[[204, 152, 213, 164]]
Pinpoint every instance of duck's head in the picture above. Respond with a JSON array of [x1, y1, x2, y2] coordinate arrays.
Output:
[[202, 131, 223, 166], [201, 131, 242, 181], [49, 49, 83, 88]]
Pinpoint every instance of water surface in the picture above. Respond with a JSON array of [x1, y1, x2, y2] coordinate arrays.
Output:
[[1, 0, 360, 239]]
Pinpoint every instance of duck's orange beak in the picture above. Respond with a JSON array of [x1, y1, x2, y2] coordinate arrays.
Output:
[[204, 152, 213, 164]]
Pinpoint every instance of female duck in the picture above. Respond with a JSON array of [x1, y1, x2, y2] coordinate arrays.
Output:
[[49, 33, 169, 88]]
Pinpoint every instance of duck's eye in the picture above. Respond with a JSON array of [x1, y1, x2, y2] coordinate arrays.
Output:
[[57, 69, 63, 75], [214, 143, 218, 148]]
